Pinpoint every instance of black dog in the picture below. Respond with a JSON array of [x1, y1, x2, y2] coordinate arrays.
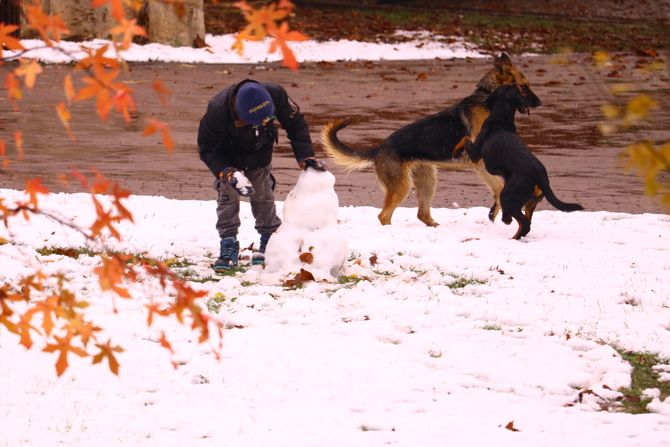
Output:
[[462, 85, 583, 239], [322, 53, 541, 227]]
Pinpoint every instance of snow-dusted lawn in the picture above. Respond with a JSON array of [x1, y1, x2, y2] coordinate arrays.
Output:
[[1, 185, 669, 446], [3, 27, 669, 447]]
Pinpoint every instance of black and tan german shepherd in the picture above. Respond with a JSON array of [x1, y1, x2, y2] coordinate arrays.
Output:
[[321, 53, 541, 227], [461, 85, 583, 239]]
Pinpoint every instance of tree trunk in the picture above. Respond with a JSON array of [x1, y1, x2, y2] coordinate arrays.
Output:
[[1, 0, 21, 36], [146, 0, 205, 47]]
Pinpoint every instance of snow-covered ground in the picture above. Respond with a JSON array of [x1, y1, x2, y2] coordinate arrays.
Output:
[[1, 183, 669, 446], [11, 31, 485, 64], [1, 33, 669, 447]]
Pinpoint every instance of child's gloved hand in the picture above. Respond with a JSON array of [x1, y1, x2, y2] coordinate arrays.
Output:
[[220, 167, 255, 197], [298, 157, 327, 172]]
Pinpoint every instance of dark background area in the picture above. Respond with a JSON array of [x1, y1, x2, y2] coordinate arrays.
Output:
[[1, 1, 668, 216]]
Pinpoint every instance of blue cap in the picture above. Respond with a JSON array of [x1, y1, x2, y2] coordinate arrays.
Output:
[[235, 82, 275, 126]]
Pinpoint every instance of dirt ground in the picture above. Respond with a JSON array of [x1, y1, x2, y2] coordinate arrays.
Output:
[[1, 52, 669, 217]]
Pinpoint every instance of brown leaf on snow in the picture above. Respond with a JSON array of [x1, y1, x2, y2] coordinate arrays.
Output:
[[297, 268, 315, 282], [282, 268, 316, 288], [299, 252, 314, 264], [504, 421, 520, 432], [369, 254, 378, 266]]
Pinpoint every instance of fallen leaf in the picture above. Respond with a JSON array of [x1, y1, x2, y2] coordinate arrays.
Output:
[[299, 252, 314, 264], [504, 421, 520, 432]]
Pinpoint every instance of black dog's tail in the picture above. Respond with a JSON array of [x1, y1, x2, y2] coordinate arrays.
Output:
[[321, 118, 380, 171], [538, 175, 584, 212]]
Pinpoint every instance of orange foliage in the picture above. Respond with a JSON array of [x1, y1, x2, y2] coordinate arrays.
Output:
[[0, 0, 305, 376], [0, 23, 24, 58], [15, 59, 43, 88], [233, 0, 309, 70]]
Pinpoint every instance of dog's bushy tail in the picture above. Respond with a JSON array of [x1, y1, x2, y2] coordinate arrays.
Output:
[[320, 118, 379, 171], [539, 176, 584, 212]]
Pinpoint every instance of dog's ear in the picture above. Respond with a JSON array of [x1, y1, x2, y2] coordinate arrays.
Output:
[[494, 52, 512, 71]]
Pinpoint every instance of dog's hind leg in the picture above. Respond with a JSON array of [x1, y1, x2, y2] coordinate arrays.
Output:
[[523, 186, 544, 223], [474, 164, 504, 222], [501, 186, 530, 239], [376, 160, 411, 226], [511, 212, 531, 240], [412, 162, 439, 227]]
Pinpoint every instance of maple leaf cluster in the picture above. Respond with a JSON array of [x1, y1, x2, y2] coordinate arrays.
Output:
[[1, 0, 302, 375], [233, 0, 309, 70], [1, 170, 224, 375]]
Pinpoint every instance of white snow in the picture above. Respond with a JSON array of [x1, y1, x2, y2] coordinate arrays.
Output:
[[9, 32, 485, 64], [1, 185, 669, 446], [1, 31, 669, 447]]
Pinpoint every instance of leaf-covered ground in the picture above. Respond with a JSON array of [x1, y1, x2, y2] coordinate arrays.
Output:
[[204, 0, 670, 54]]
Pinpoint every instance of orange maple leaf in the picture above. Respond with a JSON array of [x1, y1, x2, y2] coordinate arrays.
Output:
[[66, 313, 102, 347], [43, 334, 88, 376], [269, 22, 308, 71], [143, 119, 174, 152], [75, 69, 121, 120], [233, 1, 306, 70], [76, 45, 120, 73], [91, 0, 126, 22], [95, 255, 130, 297], [92, 339, 124, 375], [4, 73, 23, 104], [14, 131, 23, 161], [89, 170, 112, 195], [159, 331, 174, 353], [0, 23, 24, 59], [24, 177, 50, 208], [15, 59, 44, 89], [111, 86, 137, 123], [63, 74, 75, 104], [25, 5, 69, 45], [90, 196, 122, 241], [152, 80, 172, 106], [232, 1, 279, 53], [110, 18, 146, 50], [111, 183, 134, 223], [56, 102, 76, 141]]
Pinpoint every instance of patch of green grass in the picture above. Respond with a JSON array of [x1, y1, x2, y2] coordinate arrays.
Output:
[[462, 13, 556, 30], [36, 246, 97, 258], [214, 265, 248, 276], [163, 257, 195, 269], [447, 276, 486, 290], [337, 274, 366, 286], [616, 350, 670, 414], [460, 13, 670, 53], [205, 292, 236, 314], [361, 8, 453, 28], [482, 323, 502, 331], [189, 276, 221, 283]]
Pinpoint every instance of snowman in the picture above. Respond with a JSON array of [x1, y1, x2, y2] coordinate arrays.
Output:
[[264, 169, 347, 280]]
